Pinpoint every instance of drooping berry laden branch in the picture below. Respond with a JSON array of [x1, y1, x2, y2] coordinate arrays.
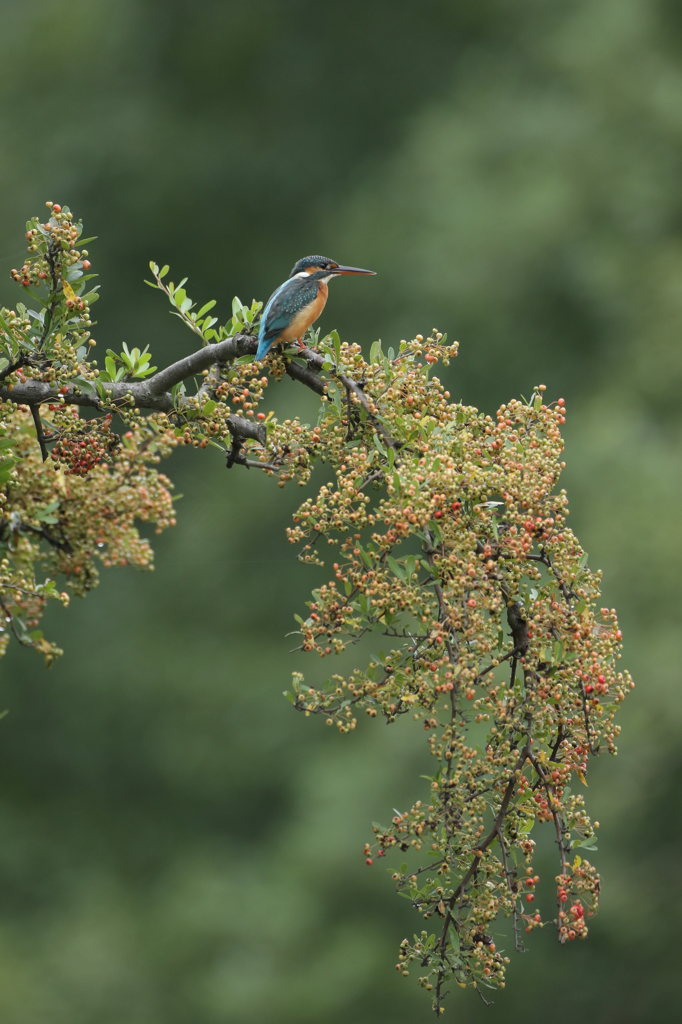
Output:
[[0, 204, 632, 1014]]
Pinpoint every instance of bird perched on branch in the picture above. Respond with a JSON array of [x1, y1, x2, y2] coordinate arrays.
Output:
[[256, 255, 375, 361]]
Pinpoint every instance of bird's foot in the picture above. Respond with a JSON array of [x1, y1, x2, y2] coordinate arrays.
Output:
[[297, 337, 306, 351]]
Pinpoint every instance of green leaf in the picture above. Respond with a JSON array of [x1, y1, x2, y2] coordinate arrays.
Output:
[[196, 299, 217, 318], [159, 265, 170, 279], [369, 340, 382, 364], [331, 330, 341, 366], [373, 434, 387, 458], [36, 501, 60, 521], [283, 690, 296, 704], [387, 556, 405, 582], [0, 456, 15, 485], [573, 838, 598, 851]]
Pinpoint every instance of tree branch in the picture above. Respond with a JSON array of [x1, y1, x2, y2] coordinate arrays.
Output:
[[0, 333, 261, 412], [30, 404, 49, 462], [295, 344, 401, 449], [0, 335, 395, 476]]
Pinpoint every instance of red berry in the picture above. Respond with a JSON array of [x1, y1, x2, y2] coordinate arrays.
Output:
[[585, 684, 594, 694], [377, 850, 385, 857], [526, 893, 534, 902], [597, 674, 605, 684], [52, 204, 61, 213], [366, 858, 373, 866], [82, 260, 91, 270], [434, 510, 443, 519]]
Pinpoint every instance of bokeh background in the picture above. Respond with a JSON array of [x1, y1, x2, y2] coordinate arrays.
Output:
[[0, 1, 680, 1021]]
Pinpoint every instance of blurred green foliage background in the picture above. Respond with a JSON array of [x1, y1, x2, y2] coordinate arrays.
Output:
[[0, 0, 680, 1020]]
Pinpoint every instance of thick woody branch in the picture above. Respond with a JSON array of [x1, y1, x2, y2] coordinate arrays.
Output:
[[0, 333, 260, 412], [147, 334, 258, 395], [0, 334, 391, 470], [284, 357, 327, 395], [0, 335, 335, 416]]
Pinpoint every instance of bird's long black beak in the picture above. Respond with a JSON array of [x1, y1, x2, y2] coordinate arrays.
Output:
[[331, 265, 376, 275]]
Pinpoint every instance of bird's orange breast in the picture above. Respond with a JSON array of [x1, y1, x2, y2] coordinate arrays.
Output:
[[278, 281, 329, 343]]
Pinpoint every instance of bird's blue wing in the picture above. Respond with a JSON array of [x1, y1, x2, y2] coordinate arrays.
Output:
[[256, 277, 319, 359], [257, 280, 292, 358]]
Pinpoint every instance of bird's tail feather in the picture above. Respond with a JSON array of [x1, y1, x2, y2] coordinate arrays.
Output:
[[255, 337, 271, 361]]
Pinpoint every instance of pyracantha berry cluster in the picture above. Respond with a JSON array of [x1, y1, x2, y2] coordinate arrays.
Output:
[[50, 412, 120, 475], [281, 336, 631, 1014]]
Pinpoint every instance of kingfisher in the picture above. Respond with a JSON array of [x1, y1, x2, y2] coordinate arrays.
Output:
[[255, 255, 376, 361]]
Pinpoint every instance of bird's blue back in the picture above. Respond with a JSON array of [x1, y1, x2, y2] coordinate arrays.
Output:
[[256, 275, 321, 360]]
